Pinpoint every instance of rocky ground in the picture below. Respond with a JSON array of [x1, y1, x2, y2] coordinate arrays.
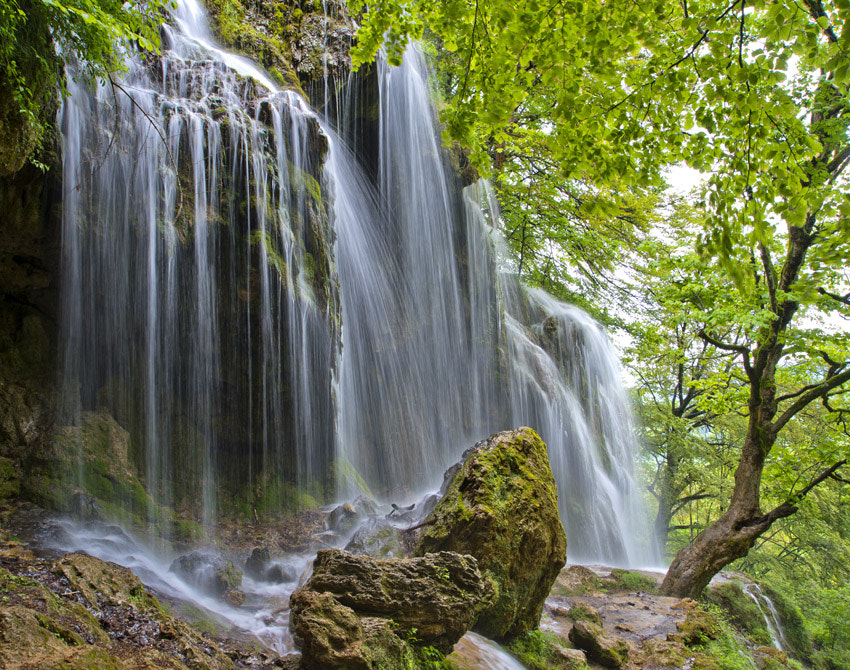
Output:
[[0, 505, 797, 670], [0, 427, 799, 669]]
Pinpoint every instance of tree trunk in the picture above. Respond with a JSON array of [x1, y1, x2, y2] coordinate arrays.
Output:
[[660, 432, 769, 599]]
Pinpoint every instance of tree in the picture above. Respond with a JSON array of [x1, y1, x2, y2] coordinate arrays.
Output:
[[350, 0, 850, 597], [626, 211, 743, 550], [0, 0, 171, 173]]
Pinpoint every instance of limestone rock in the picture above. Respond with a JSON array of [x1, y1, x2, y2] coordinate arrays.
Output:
[[290, 590, 415, 670], [568, 621, 630, 669], [169, 551, 242, 597], [1, 553, 239, 669], [244, 546, 271, 579], [344, 517, 406, 558], [290, 548, 493, 659], [568, 602, 603, 627], [415, 427, 567, 638]]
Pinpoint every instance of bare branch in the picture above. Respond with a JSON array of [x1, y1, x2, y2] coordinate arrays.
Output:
[[773, 368, 850, 433]]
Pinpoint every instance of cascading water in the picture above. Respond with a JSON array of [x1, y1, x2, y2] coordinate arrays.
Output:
[[334, 48, 656, 566], [744, 584, 792, 654], [58, 0, 654, 576], [59, 0, 339, 527]]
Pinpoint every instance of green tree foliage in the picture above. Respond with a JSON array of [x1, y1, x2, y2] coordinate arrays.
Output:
[[0, 0, 171, 173], [350, 0, 850, 597]]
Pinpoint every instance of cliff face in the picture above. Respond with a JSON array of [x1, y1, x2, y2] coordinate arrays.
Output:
[[0, 0, 359, 525], [0, 162, 60, 504]]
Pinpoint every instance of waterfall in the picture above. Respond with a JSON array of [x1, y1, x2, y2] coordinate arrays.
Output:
[[59, 0, 339, 528], [333, 48, 655, 565], [57, 0, 655, 565], [744, 584, 792, 654]]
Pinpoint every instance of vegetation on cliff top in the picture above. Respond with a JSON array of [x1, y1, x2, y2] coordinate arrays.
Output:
[[0, 0, 172, 173]]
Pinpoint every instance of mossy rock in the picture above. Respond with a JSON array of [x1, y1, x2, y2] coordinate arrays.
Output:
[[415, 427, 567, 639], [567, 602, 602, 627], [606, 569, 659, 593], [290, 590, 417, 669], [0, 457, 20, 500], [568, 621, 630, 669], [0, 553, 240, 669], [505, 629, 589, 670], [705, 581, 772, 645], [669, 600, 721, 646], [292, 549, 493, 656], [23, 410, 158, 524]]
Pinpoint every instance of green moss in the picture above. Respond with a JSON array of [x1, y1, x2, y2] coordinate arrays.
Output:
[[567, 603, 602, 627], [250, 229, 290, 281], [673, 604, 721, 646], [506, 630, 588, 670], [203, 0, 305, 97], [607, 569, 658, 593], [173, 518, 205, 543], [0, 457, 20, 500], [416, 428, 566, 638], [761, 582, 812, 661], [705, 582, 771, 646]]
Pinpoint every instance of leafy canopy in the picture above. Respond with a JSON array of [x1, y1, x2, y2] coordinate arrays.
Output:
[[0, 0, 173, 172]]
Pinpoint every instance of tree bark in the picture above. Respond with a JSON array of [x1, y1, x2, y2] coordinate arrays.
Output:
[[660, 432, 769, 598]]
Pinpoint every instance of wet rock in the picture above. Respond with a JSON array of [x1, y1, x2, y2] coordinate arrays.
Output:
[[0, 550, 242, 669], [244, 546, 271, 578], [291, 548, 493, 660], [556, 646, 589, 668], [568, 620, 630, 668], [326, 496, 379, 534], [415, 427, 567, 638], [568, 602, 602, 627], [344, 517, 406, 558], [225, 589, 244, 607], [265, 563, 296, 584], [170, 551, 242, 597], [69, 492, 103, 521]]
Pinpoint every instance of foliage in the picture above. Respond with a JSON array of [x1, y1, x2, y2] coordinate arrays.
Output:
[[504, 629, 586, 670], [0, 0, 172, 173]]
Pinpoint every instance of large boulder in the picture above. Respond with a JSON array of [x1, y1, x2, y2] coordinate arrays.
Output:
[[289, 590, 415, 670], [290, 548, 493, 665], [415, 427, 567, 638]]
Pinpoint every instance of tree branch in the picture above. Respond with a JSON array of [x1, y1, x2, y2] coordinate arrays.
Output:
[[741, 460, 847, 528], [773, 368, 850, 433], [699, 329, 753, 375]]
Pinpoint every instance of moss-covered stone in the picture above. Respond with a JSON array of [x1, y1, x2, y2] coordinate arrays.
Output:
[[505, 629, 589, 670], [567, 602, 602, 627], [0, 552, 243, 669], [568, 621, 630, 669], [292, 549, 493, 656], [0, 457, 20, 500], [290, 590, 418, 670], [415, 427, 567, 639], [23, 411, 155, 519], [705, 581, 772, 646], [669, 599, 721, 646], [606, 568, 659, 593]]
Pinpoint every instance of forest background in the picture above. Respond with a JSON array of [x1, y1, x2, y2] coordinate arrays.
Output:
[[1, 0, 848, 668]]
